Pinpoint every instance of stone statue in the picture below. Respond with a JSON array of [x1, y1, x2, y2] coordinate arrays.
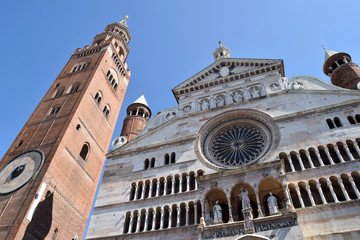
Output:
[[201, 99, 210, 110], [239, 188, 251, 210], [213, 201, 223, 223], [267, 192, 279, 215], [249, 87, 261, 98], [215, 96, 225, 107], [232, 91, 243, 102]]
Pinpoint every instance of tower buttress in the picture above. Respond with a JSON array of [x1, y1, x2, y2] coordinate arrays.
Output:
[[323, 49, 360, 89]]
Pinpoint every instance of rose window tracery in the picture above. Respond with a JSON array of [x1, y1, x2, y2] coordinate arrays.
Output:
[[195, 110, 280, 170], [211, 125, 266, 166]]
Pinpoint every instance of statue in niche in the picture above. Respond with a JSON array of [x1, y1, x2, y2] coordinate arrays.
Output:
[[232, 91, 243, 102], [213, 201, 223, 223], [183, 105, 191, 113], [215, 95, 225, 107], [267, 192, 279, 215], [200, 99, 210, 110], [249, 86, 261, 98], [239, 188, 251, 210], [290, 81, 304, 90]]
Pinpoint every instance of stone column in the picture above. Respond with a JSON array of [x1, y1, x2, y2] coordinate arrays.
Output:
[[316, 182, 327, 204], [326, 179, 339, 203], [128, 213, 134, 233], [227, 197, 234, 222], [177, 206, 181, 227], [287, 153, 295, 172], [160, 208, 165, 229], [156, 181, 160, 197], [334, 145, 345, 163], [171, 176, 176, 194], [186, 175, 191, 191], [179, 177, 183, 193], [194, 173, 198, 190], [305, 151, 315, 168], [134, 184, 139, 200], [353, 142, 360, 156], [348, 175, 360, 199], [135, 213, 141, 233], [149, 182, 153, 198], [152, 211, 156, 231], [194, 204, 198, 224], [185, 206, 189, 226], [255, 191, 264, 217], [296, 152, 305, 170], [164, 180, 168, 196], [305, 183, 315, 206], [144, 211, 149, 231], [324, 147, 335, 165], [282, 180, 293, 210], [338, 178, 350, 201], [141, 184, 146, 199], [295, 185, 305, 208], [315, 149, 325, 166], [344, 143, 355, 160], [168, 209, 173, 228]]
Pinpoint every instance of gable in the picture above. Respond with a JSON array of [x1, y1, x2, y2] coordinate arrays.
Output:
[[172, 58, 284, 103]]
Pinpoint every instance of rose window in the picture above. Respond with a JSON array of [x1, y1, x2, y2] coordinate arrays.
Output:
[[211, 125, 266, 166], [195, 110, 280, 170]]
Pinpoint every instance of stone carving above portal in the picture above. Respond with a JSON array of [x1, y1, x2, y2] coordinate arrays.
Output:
[[214, 94, 226, 107], [231, 89, 245, 103], [200, 99, 210, 111]]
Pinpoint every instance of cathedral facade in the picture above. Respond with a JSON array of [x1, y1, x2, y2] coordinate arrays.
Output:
[[86, 43, 360, 240]]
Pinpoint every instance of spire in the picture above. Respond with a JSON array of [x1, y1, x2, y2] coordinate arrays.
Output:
[[213, 41, 231, 61], [119, 15, 128, 27], [133, 93, 150, 108], [324, 48, 338, 62]]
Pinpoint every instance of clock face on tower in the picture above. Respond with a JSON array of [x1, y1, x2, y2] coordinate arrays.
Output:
[[0, 150, 44, 195]]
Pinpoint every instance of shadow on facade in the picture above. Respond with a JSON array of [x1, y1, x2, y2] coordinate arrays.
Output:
[[23, 192, 53, 240]]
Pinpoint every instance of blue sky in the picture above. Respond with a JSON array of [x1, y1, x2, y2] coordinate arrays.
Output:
[[1, 0, 360, 237]]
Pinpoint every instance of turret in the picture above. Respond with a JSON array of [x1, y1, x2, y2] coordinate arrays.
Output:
[[120, 94, 151, 142], [323, 49, 360, 89], [213, 41, 231, 61]]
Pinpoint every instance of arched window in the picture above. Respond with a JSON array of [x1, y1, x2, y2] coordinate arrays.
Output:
[[164, 154, 169, 165], [79, 143, 89, 161], [103, 105, 110, 117], [326, 119, 335, 129], [50, 106, 61, 115], [356, 114, 360, 123], [70, 83, 80, 94], [106, 68, 119, 91], [150, 158, 155, 168], [94, 91, 102, 104], [144, 159, 149, 170], [171, 152, 176, 163], [348, 116, 356, 125], [54, 87, 65, 98], [333, 117, 342, 127]]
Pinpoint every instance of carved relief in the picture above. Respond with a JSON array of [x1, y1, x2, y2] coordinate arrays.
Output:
[[231, 89, 244, 103], [214, 95, 226, 107], [270, 83, 280, 91], [247, 85, 263, 98], [183, 105, 191, 113], [164, 110, 177, 120], [200, 99, 210, 111]]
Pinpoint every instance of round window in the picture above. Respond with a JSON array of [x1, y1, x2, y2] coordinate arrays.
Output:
[[195, 110, 280, 170]]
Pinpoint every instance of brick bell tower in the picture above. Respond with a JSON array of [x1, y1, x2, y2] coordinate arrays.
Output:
[[120, 94, 151, 142], [0, 17, 131, 239], [323, 49, 360, 89]]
